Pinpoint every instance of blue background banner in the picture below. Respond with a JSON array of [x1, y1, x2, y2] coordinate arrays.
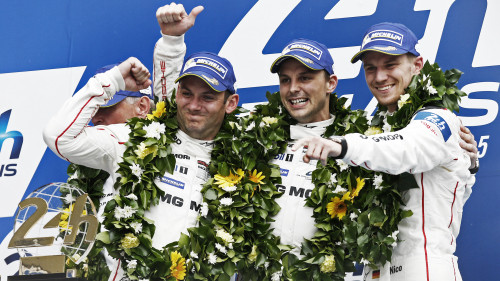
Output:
[[0, 1, 498, 279]]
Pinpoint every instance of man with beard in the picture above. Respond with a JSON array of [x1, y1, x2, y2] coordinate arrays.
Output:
[[44, 3, 240, 280]]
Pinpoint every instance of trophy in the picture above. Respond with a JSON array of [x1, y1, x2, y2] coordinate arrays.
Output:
[[8, 183, 99, 280]]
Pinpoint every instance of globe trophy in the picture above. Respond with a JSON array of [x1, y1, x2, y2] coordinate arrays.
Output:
[[8, 183, 99, 280]]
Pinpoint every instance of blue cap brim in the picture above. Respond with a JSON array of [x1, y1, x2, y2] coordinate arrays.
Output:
[[270, 54, 325, 73], [175, 71, 227, 92], [101, 93, 128, 108]]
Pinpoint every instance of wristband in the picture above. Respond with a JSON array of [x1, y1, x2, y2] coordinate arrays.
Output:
[[331, 137, 348, 159], [469, 159, 479, 174]]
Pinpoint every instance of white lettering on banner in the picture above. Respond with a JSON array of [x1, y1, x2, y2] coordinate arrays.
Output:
[[0, 67, 86, 218], [324, 0, 377, 19], [459, 82, 499, 126], [472, 0, 500, 67], [413, 0, 455, 63], [220, 0, 459, 89]]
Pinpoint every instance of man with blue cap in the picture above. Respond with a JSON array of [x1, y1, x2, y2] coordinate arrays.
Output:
[[267, 38, 339, 257], [292, 22, 477, 281], [44, 3, 239, 280]]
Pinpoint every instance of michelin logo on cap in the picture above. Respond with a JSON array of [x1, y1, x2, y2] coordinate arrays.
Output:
[[184, 57, 228, 79], [282, 42, 323, 60], [362, 29, 404, 48]]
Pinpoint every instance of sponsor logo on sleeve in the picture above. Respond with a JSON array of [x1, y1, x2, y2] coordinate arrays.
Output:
[[413, 111, 452, 141]]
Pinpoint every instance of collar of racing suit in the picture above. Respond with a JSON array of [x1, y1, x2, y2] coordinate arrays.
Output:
[[175, 129, 215, 158], [290, 115, 335, 140]]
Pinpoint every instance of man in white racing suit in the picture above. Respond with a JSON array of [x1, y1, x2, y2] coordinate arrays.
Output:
[[43, 4, 240, 281], [266, 38, 339, 257], [292, 22, 477, 281]]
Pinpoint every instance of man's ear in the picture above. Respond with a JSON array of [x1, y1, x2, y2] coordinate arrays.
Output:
[[413, 56, 424, 75], [225, 93, 239, 114], [327, 74, 338, 94], [136, 96, 151, 118]]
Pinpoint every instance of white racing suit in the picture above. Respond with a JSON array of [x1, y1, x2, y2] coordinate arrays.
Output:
[[339, 108, 475, 281], [43, 35, 211, 281], [270, 118, 334, 257]]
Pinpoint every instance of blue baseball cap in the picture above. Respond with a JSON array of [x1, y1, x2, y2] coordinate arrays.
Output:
[[270, 38, 334, 75], [175, 52, 237, 94], [95, 63, 153, 108], [351, 22, 420, 63]]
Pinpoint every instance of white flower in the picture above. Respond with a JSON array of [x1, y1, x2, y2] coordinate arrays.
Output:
[[208, 252, 218, 264], [220, 197, 233, 206], [82, 263, 88, 272], [373, 174, 384, 190], [126, 193, 138, 200], [228, 243, 233, 249], [330, 173, 337, 184], [215, 243, 227, 254], [130, 163, 144, 179], [382, 121, 392, 133], [63, 194, 75, 204], [190, 251, 199, 259], [391, 230, 399, 241], [69, 172, 79, 180], [144, 121, 166, 140], [333, 185, 347, 194], [216, 228, 235, 244], [122, 205, 136, 218], [127, 260, 137, 269], [335, 241, 342, 246], [360, 258, 369, 265], [264, 262, 269, 269], [130, 222, 143, 234], [271, 269, 283, 281], [397, 93, 411, 109], [200, 202, 209, 217], [425, 79, 438, 95], [229, 121, 242, 131], [350, 212, 358, 221], [336, 160, 349, 171], [222, 185, 237, 192], [114, 207, 125, 220]]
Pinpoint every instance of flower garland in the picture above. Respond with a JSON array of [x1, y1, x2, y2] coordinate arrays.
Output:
[[63, 164, 111, 280], [97, 60, 464, 281]]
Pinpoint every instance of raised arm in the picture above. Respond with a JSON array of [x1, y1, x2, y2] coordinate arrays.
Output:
[[153, 3, 203, 100]]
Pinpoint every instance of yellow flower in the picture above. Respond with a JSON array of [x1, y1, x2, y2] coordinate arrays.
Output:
[[121, 233, 140, 249], [326, 196, 347, 220], [248, 169, 265, 184], [214, 169, 244, 188], [351, 177, 365, 199], [320, 255, 336, 273], [261, 116, 278, 126], [397, 93, 411, 109], [147, 101, 166, 120], [364, 126, 383, 136], [134, 142, 158, 159], [169, 251, 186, 280], [248, 245, 258, 263]]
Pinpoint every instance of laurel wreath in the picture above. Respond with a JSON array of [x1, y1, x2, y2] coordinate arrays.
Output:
[[94, 60, 465, 281]]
